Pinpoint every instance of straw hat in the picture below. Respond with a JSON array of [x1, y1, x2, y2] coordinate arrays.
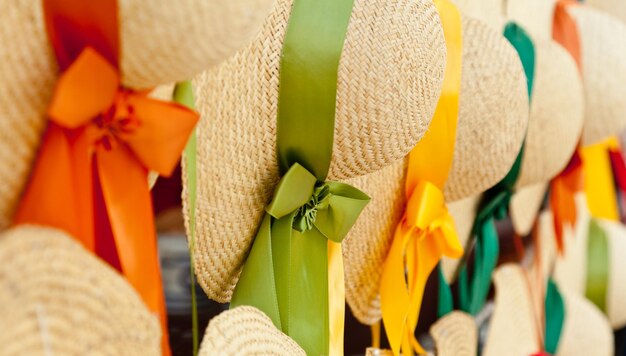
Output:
[[551, 194, 626, 329], [565, 5, 626, 145], [198, 306, 305, 356], [430, 311, 477, 356], [0, 0, 272, 230], [0, 225, 161, 355], [508, 37, 584, 237], [342, 15, 529, 324], [482, 263, 613, 356], [482, 264, 540, 356], [185, 0, 448, 302], [586, 0, 626, 32]]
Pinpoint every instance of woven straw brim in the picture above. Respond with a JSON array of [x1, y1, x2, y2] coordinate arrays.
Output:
[[185, 0, 448, 303], [452, 0, 507, 30], [536, 208, 613, 355], [557, 289, 614, 356], [444, 16, 528, 201], [506, 0, 557, 41], [510, 183, 548, 237], [198, 306, 305, 356], [566, 6, 626, 145], [587, 0, 626, 23], [515, 39, 584, 188], [483, 264, 540, 356], [0, 225, 160, 355], [551, 194, 626, 329], [341, 17, 528, 324], [0, 0, 266, 231], [441, 195, 482, 282], [430, 311, 477, 356]]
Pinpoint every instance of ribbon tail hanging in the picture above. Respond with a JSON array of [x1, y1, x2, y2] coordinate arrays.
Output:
[[96, 144, 169, 354]]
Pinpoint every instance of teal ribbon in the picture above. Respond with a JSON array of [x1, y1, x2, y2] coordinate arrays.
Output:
[[585, 219, 610, 312], [231, 163, 369, 354], [440, 23, 536, 317], [438, 265, 454, 318], [230, 0, 367, 354], [176, 81, 200, 356], [545, 278, 565, 354]]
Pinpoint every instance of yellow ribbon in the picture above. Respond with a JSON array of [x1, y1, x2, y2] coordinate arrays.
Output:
[[328, 241, 345, 356], [581, 137, 620, 221], [380, 0, 463, 354]]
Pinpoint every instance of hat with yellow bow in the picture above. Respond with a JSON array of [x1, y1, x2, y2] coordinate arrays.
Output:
[[184, 0, 447, 353], [1, 1, 272, 353], [341, 5, 529, 353], [0, 226, 161, 355]]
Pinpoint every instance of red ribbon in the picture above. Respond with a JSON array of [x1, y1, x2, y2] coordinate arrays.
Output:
[[13, 2, 199, 354]]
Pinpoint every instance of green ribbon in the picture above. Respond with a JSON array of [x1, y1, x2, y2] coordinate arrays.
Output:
[[585, 219, 610, 312], [438, 265, 454, 318], [440, 23, 536, 317], [231, 163, 368, 354], [230, 0, 367, 354], [545, 278, 565, 354], [176, 81, 199, 356]]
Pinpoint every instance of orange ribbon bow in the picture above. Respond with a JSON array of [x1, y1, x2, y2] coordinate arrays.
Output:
[[15, 48, 198, 354], [550, 151, 583, 254]]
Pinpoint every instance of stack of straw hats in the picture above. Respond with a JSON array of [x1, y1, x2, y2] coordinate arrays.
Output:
[[0, 226, 161, 355]]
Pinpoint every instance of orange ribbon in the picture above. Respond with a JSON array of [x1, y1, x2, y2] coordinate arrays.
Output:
[[14, 48, 198, 354], [550, 0, 583, 255], [549, 151, 583, 254]]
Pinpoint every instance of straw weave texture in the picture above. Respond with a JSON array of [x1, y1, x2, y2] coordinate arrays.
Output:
[[568, 6, 626, 145], [483, 264, 540, 356], [185, 0, 447, 302], [342, 17, 527, 324], [198, 306, 305, 356], [430, 311, 477, 356], [0, 226, 160, 355]]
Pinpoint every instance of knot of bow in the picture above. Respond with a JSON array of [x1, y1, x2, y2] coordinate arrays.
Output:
[[48, 47, 198, 176], [265, 163, 370, 243], [381, 180, 462, 355]]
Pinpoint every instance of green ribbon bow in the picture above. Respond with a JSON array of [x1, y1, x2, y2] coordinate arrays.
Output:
[[229, 0, 367, 354], [439, 23, 536, 317], [585, 218, 610, 312], [231, 163, 368, 355]]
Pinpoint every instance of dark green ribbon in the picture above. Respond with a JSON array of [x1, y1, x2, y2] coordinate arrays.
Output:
[[545, 278, 565, 354], [230, 0, 368, 354], [439, 23, 536, 317], [585, 219, 610, 312]]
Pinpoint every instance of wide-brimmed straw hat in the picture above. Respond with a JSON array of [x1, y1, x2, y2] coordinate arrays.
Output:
[[586, 0, 626, 23], [565, 4, 626, 145], [185, 0, 449, 302], [0, 225, 161, 354], [550, 194, 626, 329], [482, 263, 613, 356], [0, 0, 272, 230], [198, 306, 305, 356], [342, 15, 529, 324]]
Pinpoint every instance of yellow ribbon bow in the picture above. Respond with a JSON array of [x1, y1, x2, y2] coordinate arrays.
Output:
[[379, 0, 463, 354]]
